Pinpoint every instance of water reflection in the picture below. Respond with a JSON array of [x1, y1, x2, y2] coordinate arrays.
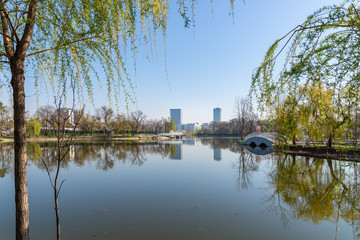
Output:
[[171, 144, 182, 160], [1, 138, 360, 239], [264, 154, 360, 238], [243, 145, 274, 155], [199, 137, 239, 149], [0, 144, 13, 178], [233, 147, 260, 191], [214, 149, 222, 161]]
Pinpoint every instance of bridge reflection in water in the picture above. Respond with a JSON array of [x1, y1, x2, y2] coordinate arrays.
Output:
[[243, 145, 274, 155]]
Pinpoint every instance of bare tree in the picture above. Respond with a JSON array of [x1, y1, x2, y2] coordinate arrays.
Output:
[[78, 113, 100, 135], [234, 97, 250, 140], [110, 113, 128, 134], [41, 91, 83, 240], [234, 97, 258, 139], [95, 106, 114, 134], [36, 105, 56, 135], [129, 110, 146, 135], [145, 119, 164, 133]]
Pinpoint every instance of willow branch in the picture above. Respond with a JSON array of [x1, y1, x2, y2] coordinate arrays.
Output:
[[273, 23, 353, 62], [26, 35, 101, 57]]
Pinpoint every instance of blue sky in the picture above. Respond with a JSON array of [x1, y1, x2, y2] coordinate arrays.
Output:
[[2, 0, 342, 123]]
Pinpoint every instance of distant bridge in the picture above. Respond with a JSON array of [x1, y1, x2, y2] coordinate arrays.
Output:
[[238, 132, 278, 147], [158, 132, 185, 139]]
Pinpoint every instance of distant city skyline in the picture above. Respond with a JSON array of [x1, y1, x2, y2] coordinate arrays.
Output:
[[170, 107, 224, 125]]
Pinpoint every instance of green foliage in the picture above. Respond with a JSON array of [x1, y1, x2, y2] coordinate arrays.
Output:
[[252, 0, 360, 108], [27, 142, 42, 162], [26, 119, 41, 137], [170, 119, 176, 131], [251, 0, 360, 145], [163, 117, 173, 133]]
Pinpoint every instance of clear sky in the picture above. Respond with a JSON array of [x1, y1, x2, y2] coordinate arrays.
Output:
[[2, 0, 342, 124]]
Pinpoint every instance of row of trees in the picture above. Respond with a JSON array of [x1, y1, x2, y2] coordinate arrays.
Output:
[[31, 105, 175, 136], [270, 83, 360, 147]]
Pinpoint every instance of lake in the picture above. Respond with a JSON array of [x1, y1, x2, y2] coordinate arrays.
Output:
[[1, 137, 359, 239]]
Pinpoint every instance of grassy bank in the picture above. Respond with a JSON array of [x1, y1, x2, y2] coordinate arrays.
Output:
[[277, 145, 360, 161]]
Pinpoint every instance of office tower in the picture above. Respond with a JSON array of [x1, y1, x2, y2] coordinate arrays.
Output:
[[213, 107, 221, 122], [170, 109, 182, 130]]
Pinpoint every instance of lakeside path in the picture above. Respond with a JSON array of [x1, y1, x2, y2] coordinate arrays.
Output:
[[0, 135, 170, 143]]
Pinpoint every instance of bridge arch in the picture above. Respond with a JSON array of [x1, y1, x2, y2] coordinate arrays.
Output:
[[238, 132, 278, 147]]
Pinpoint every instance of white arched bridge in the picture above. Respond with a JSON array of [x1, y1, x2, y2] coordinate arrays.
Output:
[[238, 132, 278, 148]]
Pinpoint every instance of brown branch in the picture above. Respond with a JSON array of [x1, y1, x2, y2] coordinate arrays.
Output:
[[0, 0, 14, 58], [15, 0, 37, 58], [3, 8, 19, 43], [40, 156, 55, 188]]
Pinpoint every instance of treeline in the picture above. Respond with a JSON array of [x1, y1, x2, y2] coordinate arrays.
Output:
[[196, 97, 261, 139], [25, 105, 176, 137], [267, 84, 360, 147]]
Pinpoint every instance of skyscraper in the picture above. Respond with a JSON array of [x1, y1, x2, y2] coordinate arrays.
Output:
[[170, 109, 182, 130], [213, 107, 221, 122]]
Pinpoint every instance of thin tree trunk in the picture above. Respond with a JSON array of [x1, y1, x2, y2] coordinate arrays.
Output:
[[54, 157, 62, 240], [292, 134, 296, 145], [11, 60, 29, 240], [328, 133, 333, 148]]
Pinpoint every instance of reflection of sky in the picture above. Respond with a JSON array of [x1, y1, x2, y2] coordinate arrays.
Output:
[[0, 140, 357, 240], [182, 139, 196, 146]]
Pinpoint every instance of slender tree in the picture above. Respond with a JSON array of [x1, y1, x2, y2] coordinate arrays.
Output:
[[234, 96, 251, 140], [41, 91, 83, 240]]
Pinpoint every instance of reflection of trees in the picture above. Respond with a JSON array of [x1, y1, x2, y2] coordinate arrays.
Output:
[[265, 154, 360, 238], [199, 137, 239, 150], [24, 142, 177, 171], [0, 142, 179, 177], [233, 147, 259, 191], [0, 144, 14, 178]]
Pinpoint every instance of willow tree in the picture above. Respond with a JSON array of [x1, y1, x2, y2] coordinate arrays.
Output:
[[251, 0, 360, 143], [0, 0, 239, 239]]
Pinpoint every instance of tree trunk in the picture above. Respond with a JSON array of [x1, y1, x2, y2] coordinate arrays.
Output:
[[54, 156, 62, 240], [11, 60, 29, 240], [292, 134, 296, 145], [327, 133, 333, 148]]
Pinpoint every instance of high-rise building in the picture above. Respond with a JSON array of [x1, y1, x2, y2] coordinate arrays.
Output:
[[213, 107, 221, 122], [170, 109, 182, 130]]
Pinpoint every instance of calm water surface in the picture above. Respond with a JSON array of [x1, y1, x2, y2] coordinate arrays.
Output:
[[0, 137, 359, 239]]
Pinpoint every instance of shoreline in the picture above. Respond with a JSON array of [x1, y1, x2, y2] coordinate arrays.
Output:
[[278, 145, 360, 162], [0, 135, 170, 143]]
